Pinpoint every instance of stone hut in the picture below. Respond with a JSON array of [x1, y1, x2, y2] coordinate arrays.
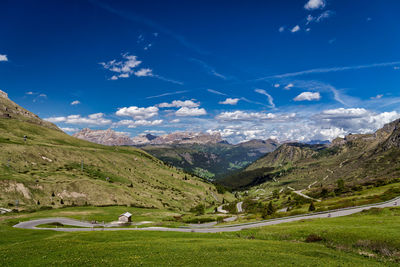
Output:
[[118, 212, 132, 223]]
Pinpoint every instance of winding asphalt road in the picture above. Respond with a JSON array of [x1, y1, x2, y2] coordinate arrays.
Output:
[[13, 197, 399, 233], [236, 201, 243, 213]]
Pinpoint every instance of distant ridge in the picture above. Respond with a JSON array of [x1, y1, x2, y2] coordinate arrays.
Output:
[[221, 118, 400, 189]]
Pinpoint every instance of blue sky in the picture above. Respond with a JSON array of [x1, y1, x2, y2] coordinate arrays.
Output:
[[1, 0, 400, 143]]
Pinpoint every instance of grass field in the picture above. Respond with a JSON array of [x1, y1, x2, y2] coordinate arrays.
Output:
[[1, 206, 399, 266]]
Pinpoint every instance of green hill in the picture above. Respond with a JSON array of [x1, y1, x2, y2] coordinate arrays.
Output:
[[0, 94, 229, 211]]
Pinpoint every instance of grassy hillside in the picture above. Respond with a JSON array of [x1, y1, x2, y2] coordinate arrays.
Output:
[[221, 119, 400, 192], [141, 140, 278, 181], [0, 118, 231, 211], [1, 206, 399, 265]]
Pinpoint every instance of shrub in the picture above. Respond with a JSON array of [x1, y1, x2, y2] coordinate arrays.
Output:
[[184, 217, 215, 224], [262, 201, 276, 219], [190, 204, 205, 215], [308, 201, 316, 211], [305, 234, 324, 243]]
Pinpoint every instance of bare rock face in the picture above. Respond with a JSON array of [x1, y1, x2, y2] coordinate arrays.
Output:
[[152, 132, 223, 145], [73, 128, 134, 146], [132, 132, 223, 146], [74, 128, 224, 146], [131, 134, 158, 145], [382, 119, 400, 150]]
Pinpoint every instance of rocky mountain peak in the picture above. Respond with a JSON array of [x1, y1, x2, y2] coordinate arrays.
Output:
[[73, 128, 134, 146]]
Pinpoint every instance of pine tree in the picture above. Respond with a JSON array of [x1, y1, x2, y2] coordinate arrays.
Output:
[[309, 201, 316, 212], [267, 201, 275, 215]]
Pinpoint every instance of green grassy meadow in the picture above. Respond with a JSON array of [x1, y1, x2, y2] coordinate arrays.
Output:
[[1, 207, 400, 266]]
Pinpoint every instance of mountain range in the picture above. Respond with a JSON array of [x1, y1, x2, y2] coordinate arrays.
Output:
[[73, 128, 279, 180], [74, 128, 224, 146], [221, 118, 400, 191]]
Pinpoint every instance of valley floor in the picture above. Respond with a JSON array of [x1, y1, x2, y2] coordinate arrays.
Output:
[[12, 195, 400, 233], [1, 204, 400, 265]]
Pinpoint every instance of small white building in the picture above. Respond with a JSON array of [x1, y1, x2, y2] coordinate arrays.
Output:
[[118, 212, 132, 223], [0, 208, 12, 214]]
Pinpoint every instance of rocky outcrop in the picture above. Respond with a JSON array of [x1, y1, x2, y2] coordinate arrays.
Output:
[[73, 128, 134, 146], [149, 132, 223, 145]]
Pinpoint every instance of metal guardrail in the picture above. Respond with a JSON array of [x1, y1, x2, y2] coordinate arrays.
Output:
[[179, 196, 400, 229]]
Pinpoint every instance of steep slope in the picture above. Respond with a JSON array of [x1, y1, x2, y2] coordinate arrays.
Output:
[[0, 93, 229, 210], [141, 139, 279, 180], [0, 90, 59, 131], [221, 119, 400, 190], [246, 143, 326, 170]]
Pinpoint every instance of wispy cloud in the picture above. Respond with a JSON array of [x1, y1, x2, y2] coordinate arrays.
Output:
[[306, 10, 334, 25], [258, 61, 400, 80], [146, 90, 189, 99], [71, 100, 81, 105], [89, 0, 207, 55], [254, 89, 275, 108], [207, 89, 227, 96], [289, 80, 358, 106], [153, 75, 184, 85], [240, 97, 269, 107], [189, 58, 229, 79]]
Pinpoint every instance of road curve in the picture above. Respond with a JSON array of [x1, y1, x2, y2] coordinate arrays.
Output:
[[217, 204, 228, 214], [14, 197, 399, 233], [236, 201, 243, 213]]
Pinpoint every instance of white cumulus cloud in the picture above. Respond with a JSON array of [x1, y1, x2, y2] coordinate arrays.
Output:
[[284, 83, 294, 90], [219, 98, 240, 105], [116, 119, 163, 128], [294, 92, 321, 101], [304, 0, 325, 10], [0, 54, 8, 62], [134, 68, 153, 77], [71, 100, 80, 105], [291, 25, 300, 33], [100, 54, 142, 80], [116, 106, 159, 120], [216, 111, 278, 121], [45, 113, 112, 126], [175, 107, 207, 117], [158, 100, 200, 108]]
